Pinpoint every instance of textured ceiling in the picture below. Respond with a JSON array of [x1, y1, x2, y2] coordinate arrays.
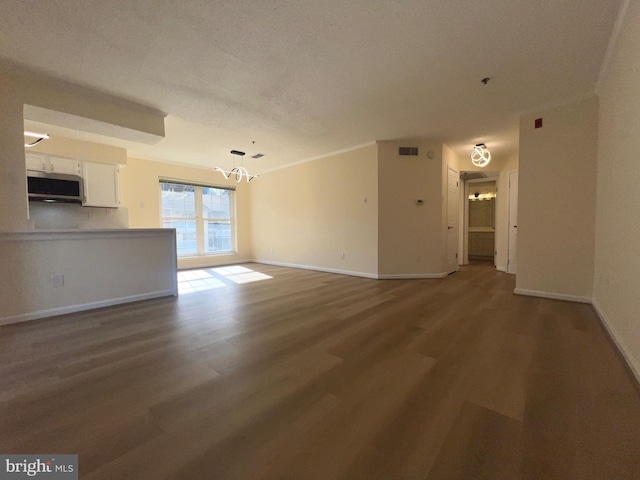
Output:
[[0, 0, 622, 172]]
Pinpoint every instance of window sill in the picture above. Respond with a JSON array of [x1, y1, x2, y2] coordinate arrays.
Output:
[[177, 251, 238, 259]]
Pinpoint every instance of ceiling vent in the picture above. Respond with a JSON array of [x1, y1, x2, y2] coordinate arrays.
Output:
[[399, 147, 419, 156], [251, 153, 265, 159]]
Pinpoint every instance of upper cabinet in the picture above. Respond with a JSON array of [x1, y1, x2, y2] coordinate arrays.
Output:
[[25, 152, 81, 176], [49, 155, 81, 176], [25, 152, 46, 172], [82, 162, 120, 208], [25, 152, 120, 208]]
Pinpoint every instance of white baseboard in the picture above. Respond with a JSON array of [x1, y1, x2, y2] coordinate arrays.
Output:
[[592, 300, 640, 386], [253, 260, 379, 279], [0, 290, 177, 326], [254, 259, 448, 280], [377, 272, 448, 279], [178, 258, 253, 270], [513, 288, 592, 304], [496, 265, 507, 272]]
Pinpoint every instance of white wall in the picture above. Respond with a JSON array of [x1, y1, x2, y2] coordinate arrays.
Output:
[[593, 0, 640, 379], [28, 134, 127, 166], [516, 96, 598, 301], [0, 229, 177, 325], [378, 141, 444, 276], [0, 92, 30, 231], [29, 203, 129, 230], [250, 144, 379, 277], [120, 157, 252, 270]]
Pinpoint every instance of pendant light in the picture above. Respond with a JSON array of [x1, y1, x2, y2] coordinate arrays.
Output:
[[471, 143, 491, 167]]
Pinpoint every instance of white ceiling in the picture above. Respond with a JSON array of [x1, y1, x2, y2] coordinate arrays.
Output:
[[1, 0, 622, 173]]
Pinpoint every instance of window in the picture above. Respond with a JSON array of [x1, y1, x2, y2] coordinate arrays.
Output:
[[160, 181, 235, 256]]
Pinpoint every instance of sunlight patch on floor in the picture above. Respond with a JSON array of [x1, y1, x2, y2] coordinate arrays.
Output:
[[177, 266, 272, 294], [211, 266, 273, 284]]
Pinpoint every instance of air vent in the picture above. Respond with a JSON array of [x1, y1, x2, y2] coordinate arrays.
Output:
[[399, 147, 419, 156], [251, 153, 265, 159]]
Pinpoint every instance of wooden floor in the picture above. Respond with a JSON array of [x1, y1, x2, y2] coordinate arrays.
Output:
[[1, 263, 640, 479]]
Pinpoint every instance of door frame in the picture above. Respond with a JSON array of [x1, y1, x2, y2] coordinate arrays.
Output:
[[507, 169, 519, 274], [462, 175, 499, 266], [446, 166, 460, 274]]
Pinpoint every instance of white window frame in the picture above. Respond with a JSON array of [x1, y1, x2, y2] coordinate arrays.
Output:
[[160, 179, 236, 257]]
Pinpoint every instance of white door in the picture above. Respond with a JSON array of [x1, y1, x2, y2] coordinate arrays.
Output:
[[446, 167, 459, 274], [507, 170, 518, 274]]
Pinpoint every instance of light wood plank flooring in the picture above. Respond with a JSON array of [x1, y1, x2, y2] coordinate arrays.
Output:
[[1, 262, 639, 479]]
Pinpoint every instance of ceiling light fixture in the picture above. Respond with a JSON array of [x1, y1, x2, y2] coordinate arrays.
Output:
[[471, 143, 491, 167], [215, 150, 258, 182], [24, 131, 50, 148]]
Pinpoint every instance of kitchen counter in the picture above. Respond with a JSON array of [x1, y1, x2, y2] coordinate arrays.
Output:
[[0, 228, 173, 240]]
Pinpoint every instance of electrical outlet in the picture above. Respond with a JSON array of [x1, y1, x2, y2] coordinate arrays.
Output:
[[340, 252, 345, 260], [52, 274, 64, 288]]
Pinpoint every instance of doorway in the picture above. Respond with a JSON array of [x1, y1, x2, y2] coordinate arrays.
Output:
[[460, 173, 499, 266]]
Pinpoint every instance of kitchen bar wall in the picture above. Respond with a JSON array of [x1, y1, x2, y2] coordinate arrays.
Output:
[[0, 229, 177, 325]]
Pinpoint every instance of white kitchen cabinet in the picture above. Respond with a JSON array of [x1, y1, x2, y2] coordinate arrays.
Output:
[[25, 152, 47, 172], [25, 152, 80, 176], [82, 162, 120, 208], [48, 155, 81, 175]]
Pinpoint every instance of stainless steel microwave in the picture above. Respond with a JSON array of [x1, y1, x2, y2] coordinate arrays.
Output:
[[27, 170, 83, 204]]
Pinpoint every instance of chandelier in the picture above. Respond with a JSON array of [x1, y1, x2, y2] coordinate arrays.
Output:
[[471, 143, 491, 167], [215, 150, 258, 182]]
